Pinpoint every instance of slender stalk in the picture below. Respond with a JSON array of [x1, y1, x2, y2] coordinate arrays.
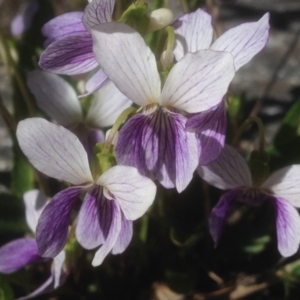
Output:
[[0, 95, 16, 132], [0, 30, 35, 116], [179, 0, 189, 13]]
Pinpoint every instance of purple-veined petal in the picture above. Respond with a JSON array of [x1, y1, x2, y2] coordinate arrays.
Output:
[[39, 33, 98, 75], [84, 68, 108, 95], [17, 118, 93, 185], [86, 80, 132, 128], [27, 71, 83, 126], [173, 8, 213, 61], [198, 145, 252, 190], [112, 216, 133, 254], [187, 104, 227, 165], [24, 190, 47, 234], [262, 165, 300, 208], [275, 197, 300, 257], [209, 189, 240, 245], [42, 12, 86, 47], [92, 201, 122, 266], [83, 0, 115, 32], [0, 238, 41, 274], [97, 165, 157, 220], [36, 186, 83, 258], [52, 251, 66, 288], [91, 22, 161, 107], [115, 109, 198, 193], [161, 49, 235, 113], [211, 13, 270, 71], [76, 186, 106, 249], [16, 277, 53, 300]]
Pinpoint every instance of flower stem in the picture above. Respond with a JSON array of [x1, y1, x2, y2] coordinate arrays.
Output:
[[233, 116, 265, 153], [0, 95, 16, 133], [179, 0, 189, 13]]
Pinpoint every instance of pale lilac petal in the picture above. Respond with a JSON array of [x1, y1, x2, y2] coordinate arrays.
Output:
[[39, 33, 98, 75], [42, 12, 86, 47], [198, 145, 252, 189], [115, 109, 198, 192], [52, 251, 66, 288], [86, 80, 132, 128], [92, 201, 121, 266], [16, 276, 53, 300], [17, 118, 93, 185], [209, 189, 240, 245], [0, 238, 41, 274], [36, 186, 83, 258], [173, 9, 213, 61], [98, 165, 157, 220], [161, 49, 235, 113], [275, 197, 300, 257], [112, 217, 133, 255], [83, 0, 115, 32], [91, 22, 161, 107], [262, 165, 300, 208], [27, 71, 83, 126], [186, 104, 226, 165], [76, 186, 105, 249], [84, 68, 108, 95], [24, 190, 47, 233], [211, 13, 270, 71]]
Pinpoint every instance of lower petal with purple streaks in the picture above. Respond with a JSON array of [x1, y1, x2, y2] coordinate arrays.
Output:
[[209, 189, 241, 245], [186, 103, 226, 165], [275, 197, 300, 257], [36, 186, 83, 258], [116, 108, 198, 192], [0, 238, 41, 274]]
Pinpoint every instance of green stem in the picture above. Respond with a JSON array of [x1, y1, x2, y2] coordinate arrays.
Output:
[[0, 30, 35, 116], [105, 107, 137, 149], [0, 95, 16, 133], [233, 116, 265, 153], [179, 0, 189, 13], [139, 214, 149, 243]]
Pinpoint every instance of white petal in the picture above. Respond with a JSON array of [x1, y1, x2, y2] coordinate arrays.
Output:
[[161, 49, 235, 113], [97, 165, 157, 220], [173, 9, 213, 61], [27, 71, 83, 126], [211, 13, 270, 71], [23, 190, 48, 234], [86, 80, 132, 128], [198, 145, 252, 190], [52, 251, 66, 288], [91, 22, 161, 107], [262, 165, 300, 207], [83, 0, 115, 32], [17, 118, 93, 185]]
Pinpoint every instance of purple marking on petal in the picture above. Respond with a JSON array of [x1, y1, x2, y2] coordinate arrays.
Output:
[[116, 108, 198, 192], [83, 0, 115, 32], [36, 186, 83, 258], [112, 216, 133, 255], [275, 197, 300, 257], [42, 12, 86, 47], [0, 238, 41, 274], [92, 201, 121, 266], [209, 189, 241, 245], [39, 33, 97, 75], [76, 186, 106, 249]]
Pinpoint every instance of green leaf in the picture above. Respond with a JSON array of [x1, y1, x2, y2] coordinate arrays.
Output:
[[0, 276, 14, 300]]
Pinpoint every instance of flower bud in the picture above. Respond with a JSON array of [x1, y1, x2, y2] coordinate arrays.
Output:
[[148, 8, 174, 32]]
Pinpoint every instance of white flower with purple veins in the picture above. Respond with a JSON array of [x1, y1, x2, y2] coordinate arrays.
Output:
[[39, 0, 115, 94], [0, 190, 66, 300], [90, 22, 235, 192], [17, 118, 157, 266], [27, 70, 131, 159], [198, 145, 300, 257], [173, 10, 270, 165]]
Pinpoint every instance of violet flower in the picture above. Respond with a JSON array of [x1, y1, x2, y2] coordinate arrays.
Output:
[[90, 22, 235, 192], [27, 70, 132, 158], [173, 10, 270, 165], [0, 190, 66, 299], [198, 145, 300, 257], [16, 118, 157, 266], [39, 0, 115, 94]]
